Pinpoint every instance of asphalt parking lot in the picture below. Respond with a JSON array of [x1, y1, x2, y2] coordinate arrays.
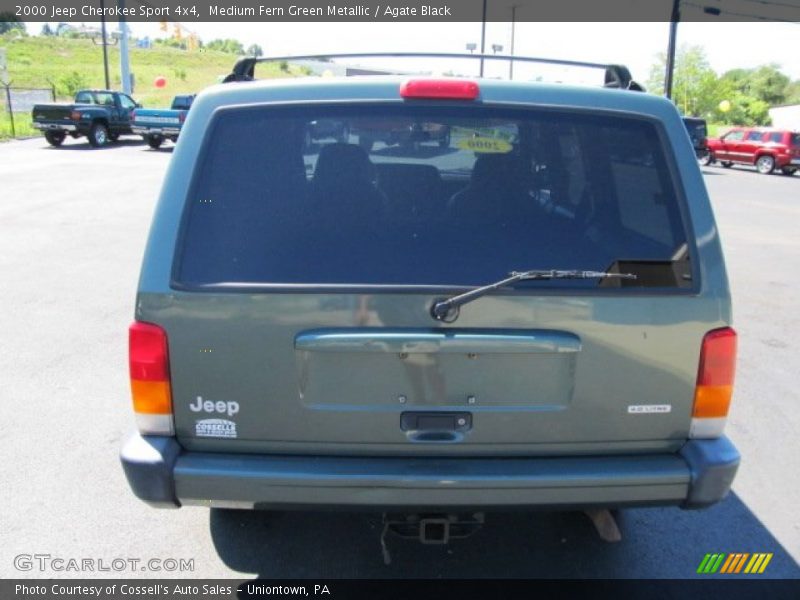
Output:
[[0, 135, 798, 579]]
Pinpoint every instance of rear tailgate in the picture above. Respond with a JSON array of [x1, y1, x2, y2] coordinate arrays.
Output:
[[33, 103, 78, 122], [133, 109, 182, 128], [140, 292, 718, 455]]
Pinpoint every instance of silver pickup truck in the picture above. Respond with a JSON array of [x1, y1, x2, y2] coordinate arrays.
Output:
[[121, 54, 739, 544]]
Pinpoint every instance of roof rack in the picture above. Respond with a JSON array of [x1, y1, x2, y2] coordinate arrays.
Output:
[[223, 52, 645, 92]]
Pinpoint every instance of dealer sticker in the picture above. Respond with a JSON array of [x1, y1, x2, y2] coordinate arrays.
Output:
[[457, 137, 513, 153], [195, 418, 238, 438]]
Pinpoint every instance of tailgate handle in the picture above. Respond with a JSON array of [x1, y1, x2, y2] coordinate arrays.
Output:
[[401, 412, 471, 443]]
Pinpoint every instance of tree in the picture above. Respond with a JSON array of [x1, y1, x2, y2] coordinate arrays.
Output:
[[747, 64, 789, 105], [0, 15, 25, 34], [784, 80, 800, 105], [647, 45, 722, 117], [41, 24, 54, 36], [246, 44, 263, 57], [647, 45, 792, 125], [720, 64, 789, 106], [206, 38, 244, 55]]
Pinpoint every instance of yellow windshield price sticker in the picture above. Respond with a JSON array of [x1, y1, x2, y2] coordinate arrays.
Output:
[[457, 137, 513, 153]]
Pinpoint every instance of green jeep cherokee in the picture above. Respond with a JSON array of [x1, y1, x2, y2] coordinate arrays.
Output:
[[121, 55, 739, 522]]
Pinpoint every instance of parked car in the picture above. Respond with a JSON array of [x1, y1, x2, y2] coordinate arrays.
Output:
[[32, 89, 140, 147], [705, 127, 800, 175], [121, 56, 739, 542], [682, 117, 709, 163], [132, 94, 196, 149]]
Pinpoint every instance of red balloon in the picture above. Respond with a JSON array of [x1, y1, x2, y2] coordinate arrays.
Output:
[[154, 76, 167, 88]]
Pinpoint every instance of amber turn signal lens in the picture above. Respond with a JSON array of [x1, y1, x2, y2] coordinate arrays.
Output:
[[692, 384, 733, 418]]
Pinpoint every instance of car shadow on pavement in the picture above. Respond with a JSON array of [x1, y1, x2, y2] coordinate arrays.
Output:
[[209, 493, 800, 578], [44, 139, 146, 151]]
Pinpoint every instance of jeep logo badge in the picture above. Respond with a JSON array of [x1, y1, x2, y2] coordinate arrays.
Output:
[[190, 396, 240, 417]]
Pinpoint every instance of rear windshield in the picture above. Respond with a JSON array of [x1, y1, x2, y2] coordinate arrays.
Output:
[[175, 104, 691, 289], [75, 91, 114, 106], [172, 96, 194, 110], [683, 119, 706, 139]]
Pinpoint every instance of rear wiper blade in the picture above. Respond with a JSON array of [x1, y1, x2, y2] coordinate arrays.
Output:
[[431, 269, 637, 322]]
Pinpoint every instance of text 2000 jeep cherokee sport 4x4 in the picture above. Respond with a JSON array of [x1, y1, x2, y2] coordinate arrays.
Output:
[[121, 55, 739, 522]]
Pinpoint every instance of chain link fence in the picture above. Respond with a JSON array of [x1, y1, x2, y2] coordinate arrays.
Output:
[[1, 85, 56, 138]]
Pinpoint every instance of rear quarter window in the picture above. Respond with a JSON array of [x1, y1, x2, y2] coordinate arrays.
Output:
[[767, 132, 783, 143], [174, 103, 692, 290]]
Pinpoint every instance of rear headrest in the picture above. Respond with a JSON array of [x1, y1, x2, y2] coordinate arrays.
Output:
[[470, 153, 524, 189], [313, 143, 375, 188]]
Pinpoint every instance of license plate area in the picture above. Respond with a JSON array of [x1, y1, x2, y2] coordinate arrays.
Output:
[[295, 328, 581, 410]]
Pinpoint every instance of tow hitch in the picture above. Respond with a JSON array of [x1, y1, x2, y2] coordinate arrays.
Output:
[[380, 513, 484, 563]]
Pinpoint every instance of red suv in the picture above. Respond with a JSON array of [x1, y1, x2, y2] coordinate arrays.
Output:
[[704, 127, 800, 175]]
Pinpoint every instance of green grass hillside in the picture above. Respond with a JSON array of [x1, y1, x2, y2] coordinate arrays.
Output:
[[0, 33, 301, 138]]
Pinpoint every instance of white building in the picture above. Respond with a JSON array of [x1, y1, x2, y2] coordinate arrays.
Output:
[[769, 104, 800, 130]]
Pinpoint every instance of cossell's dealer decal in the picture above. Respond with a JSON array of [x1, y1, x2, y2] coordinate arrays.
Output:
[[195, 419, 237, 438]]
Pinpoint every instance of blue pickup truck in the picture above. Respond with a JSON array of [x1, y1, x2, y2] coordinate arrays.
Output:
[[131, 94, 195, 149], [32, 89, 140, 147]]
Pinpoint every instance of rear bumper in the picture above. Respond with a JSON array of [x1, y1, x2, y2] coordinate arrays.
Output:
[[120, 433, 739, 511], [33, 122, 78, 132], [132, 126, 181, 136]]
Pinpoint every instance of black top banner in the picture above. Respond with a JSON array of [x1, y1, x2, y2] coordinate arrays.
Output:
[[2, 0, 800, 22]]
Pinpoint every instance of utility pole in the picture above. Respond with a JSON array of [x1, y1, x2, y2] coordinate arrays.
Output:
[[664, 0, 680, 99], [479, 0, 487, 77], [99, 0, 110, 89], [509, 4, 517, 81], [118, 0, 131, 94]]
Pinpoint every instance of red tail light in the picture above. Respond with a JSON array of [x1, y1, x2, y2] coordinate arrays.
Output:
[[179, 112, 186, 123], [400, 79, 480, 100], [70, 111, 81, 121], [691, 327, 737, 438], [129, 322, 173, 435], [131, 109, 137, 121], [696, 328, 737, 391]]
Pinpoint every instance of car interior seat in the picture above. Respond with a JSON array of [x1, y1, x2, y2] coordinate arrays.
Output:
[[448, 153, 531, 224], [311, 143, 387, 227], [375, 163, 444, 224]]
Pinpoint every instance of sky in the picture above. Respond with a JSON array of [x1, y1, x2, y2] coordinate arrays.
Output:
[[27, 20, 800, 84]]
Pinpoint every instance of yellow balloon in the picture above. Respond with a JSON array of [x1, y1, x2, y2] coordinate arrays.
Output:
[[719, 100, 731, 113]]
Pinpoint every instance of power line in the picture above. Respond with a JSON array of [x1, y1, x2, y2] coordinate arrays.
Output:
[[683, 1, 800, 23], [723, 0, 800, 11]]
